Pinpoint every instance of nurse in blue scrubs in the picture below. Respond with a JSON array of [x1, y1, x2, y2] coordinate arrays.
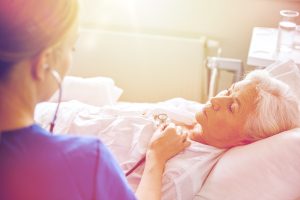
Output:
[[0, 1, 191, 199]]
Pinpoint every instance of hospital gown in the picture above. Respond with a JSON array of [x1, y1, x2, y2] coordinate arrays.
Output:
[[124, 141, 225, 200]]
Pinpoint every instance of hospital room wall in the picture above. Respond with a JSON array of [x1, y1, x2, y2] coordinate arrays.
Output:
[[80, 0, 300, 62], [77, 0, 300, 100]]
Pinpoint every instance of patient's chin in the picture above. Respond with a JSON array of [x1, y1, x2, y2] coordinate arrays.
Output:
[[189, 131, 207, 144], [195, 111, 206, 124]]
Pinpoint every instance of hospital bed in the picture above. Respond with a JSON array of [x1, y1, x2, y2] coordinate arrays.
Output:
[[34, 59, 300, 200]]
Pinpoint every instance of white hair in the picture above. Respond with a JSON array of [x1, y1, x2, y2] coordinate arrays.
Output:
[[243, 70, 300, 141]]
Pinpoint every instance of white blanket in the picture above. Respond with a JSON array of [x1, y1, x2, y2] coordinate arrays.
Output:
[[35, 98, 224, 200]]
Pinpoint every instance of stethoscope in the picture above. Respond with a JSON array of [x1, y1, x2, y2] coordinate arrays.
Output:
[[47, 67, 63, 134], [125, 113, 171, 177]]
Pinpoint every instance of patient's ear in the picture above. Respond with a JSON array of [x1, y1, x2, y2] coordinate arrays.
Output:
[[31, 48, 53, 81]]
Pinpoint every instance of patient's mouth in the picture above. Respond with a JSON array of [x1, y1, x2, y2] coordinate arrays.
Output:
[[202, 103, 212, 118]]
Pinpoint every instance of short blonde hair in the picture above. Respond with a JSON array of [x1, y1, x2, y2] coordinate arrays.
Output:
[[243, 70, 300, 140], [0, 0, 78, 79]]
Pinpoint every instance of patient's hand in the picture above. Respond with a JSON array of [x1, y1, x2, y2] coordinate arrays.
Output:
[[148, 123, 191, 165]]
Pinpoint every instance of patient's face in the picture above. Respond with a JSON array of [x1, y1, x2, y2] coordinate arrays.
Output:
[[195, 80, 258, 148]]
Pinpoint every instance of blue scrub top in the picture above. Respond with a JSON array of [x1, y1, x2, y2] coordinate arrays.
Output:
[[0, 124, 137, 200]]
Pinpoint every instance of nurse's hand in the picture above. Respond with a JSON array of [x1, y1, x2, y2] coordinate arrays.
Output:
[[147, 123, 191, 166]]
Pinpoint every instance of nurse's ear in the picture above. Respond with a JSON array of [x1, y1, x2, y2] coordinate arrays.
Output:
[[31, 48, 54, 81]]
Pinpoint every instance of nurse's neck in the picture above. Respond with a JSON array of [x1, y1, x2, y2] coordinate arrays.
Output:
[[0, 65, 37, 133]]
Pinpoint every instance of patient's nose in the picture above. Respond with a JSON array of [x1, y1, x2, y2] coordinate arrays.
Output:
[[210, 96, 231, 111], [210, 98, 220, 111]]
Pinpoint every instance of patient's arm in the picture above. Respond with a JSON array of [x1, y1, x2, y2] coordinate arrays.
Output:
[[135, 124, 191, 200]]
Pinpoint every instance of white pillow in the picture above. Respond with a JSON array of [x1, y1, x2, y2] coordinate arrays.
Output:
[[49, 76, 123, 106], [197, 128, 300, 200]]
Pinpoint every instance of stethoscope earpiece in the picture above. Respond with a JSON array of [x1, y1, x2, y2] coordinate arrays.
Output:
[[44, 64, 63, 134], [50, 69, 62, 85]]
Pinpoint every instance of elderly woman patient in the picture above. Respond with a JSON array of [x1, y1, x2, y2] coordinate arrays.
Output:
[[148, 69, 300, 200], [189, 69, 300, 148]]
